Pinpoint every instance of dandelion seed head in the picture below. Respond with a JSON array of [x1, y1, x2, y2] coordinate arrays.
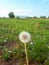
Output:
[[19, 31, 31, 43]]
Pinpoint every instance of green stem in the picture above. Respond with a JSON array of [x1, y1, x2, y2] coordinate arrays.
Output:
[[24, 43, 29, 65]]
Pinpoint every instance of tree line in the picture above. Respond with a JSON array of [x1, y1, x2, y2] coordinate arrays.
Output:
[[7, 12, 49, 18]]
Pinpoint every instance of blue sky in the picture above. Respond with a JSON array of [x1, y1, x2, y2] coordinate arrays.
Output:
[[0, 0, 49, 17]]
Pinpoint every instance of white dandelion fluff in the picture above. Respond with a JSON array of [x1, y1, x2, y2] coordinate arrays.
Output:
[[4, 39, 7, 42], [19, 31, 31, 43], [8, 51, 12, 53], [30, 42, 33, 45]]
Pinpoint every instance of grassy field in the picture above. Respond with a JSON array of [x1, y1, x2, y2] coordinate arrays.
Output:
[[0, 18, 49, 43], [0, 18, 49, 65]]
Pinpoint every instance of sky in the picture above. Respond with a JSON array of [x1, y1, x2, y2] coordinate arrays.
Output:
[[0, 0, 49, 17]]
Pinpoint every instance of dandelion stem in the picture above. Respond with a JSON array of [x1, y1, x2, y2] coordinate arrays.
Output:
[[24, 43, 29, 65]]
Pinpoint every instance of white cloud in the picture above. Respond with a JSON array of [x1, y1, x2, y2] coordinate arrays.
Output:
[[0, 8, 48, 17], [0, 8, 9, 17], [0, 8, 33, 17], [14, 8, 33, 16]]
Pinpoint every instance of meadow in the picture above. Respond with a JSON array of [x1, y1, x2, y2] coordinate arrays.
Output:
[[0, 18, 49, 65]]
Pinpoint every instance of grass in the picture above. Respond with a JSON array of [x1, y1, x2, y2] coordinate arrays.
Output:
[[0, 18, 49, 65], [0, 18, 49, 43]]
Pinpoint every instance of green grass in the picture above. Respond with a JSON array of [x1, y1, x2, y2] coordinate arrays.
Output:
[[0, 18, 49, 44], [0, 18, 49, 64]]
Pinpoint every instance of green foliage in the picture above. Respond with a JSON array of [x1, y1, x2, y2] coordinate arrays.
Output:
[[16, 16, 20, 18], [0, 18, 49, 64], [48, 16, 49, 18], [2, 46, 11, 61], [40, 16, 46, 18], [33, 16, 37, 18], [0, 18, 49, 44], [8, 12, 15, 18], [11, 44, 23, 59], [28, 37, 49, 62], [11, 47, 19, 59], [36, 64, 43, 65], [45, 57, 49, 65]]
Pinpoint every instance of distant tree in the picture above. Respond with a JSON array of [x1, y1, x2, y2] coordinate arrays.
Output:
[[16, 16, 20, 18], [48, 16, 49, 18], [33, 16, 37, 18], [8, 12, 15, 18], [26, 17, 32, 19], [40, 16, 46, 18], [26, 17, 29, 18]]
